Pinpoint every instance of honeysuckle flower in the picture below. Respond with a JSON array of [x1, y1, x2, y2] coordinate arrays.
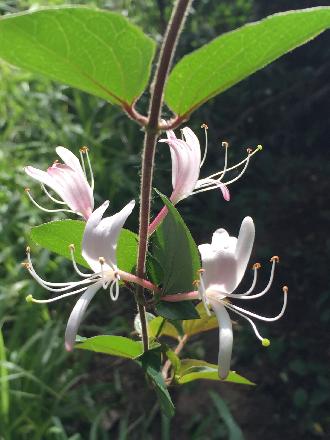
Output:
[[24, 199, 141, 351], [197, 217, 288, 379], [148, 126, 261, 234], [24, 146, 94, 220]]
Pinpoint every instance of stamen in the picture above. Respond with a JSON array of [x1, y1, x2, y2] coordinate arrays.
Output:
[[198, 271, 211, 316], [109, 279, 120, 301], [25, 284, 95, 304], [80, 146, 94, 190], [222, 302, 266, 342], [69, 244, 94, 278], [200, 123, 208, 167], [41, 184, 66, 204], [79, 148, 87, 176], [223, 286, 288, 322], [99, 257, 107, 289], [25, 188, 78, 216], [222, 151, 251, 185]]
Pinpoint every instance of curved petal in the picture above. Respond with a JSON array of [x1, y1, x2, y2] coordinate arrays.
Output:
[[201, 249, 237, 294], [209, 300, 233, 379], [82, 200, 135, 272], [235, 217, 255, 285], [56, 146, 85, 176], [64, 281, 102, 351], [25, 166, 64, 196]]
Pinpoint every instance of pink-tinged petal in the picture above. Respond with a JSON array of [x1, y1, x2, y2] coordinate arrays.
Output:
[[47, 165, 94, 219], [56, 146, 85, 176], [219, 183, 230, 201], [82, 200, 135, 273], [25, 166, 64, 196], [64, 281, 102, 351], [235, 217, 255, 285], [200, 248, 237, 294], [208, 300, 233, 379], [182, 127, 201, 162]]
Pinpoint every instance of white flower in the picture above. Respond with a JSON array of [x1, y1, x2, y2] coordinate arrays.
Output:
[[25, 146, 94, 220], [198, 217, 288, 379], [24, 200, 135, 351]]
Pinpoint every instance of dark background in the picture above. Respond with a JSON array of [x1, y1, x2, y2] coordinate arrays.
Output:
[[0, 0, 329, 438]]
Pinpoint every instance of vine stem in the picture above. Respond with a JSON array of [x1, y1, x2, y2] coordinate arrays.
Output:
[[136, 0, 193, 352], [162, 334, 189, 382]]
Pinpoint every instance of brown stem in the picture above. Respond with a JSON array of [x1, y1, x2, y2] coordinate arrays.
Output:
[[162, 334, 189, 382], [135, 0, 193, 352], [122, 102, 148, 127]]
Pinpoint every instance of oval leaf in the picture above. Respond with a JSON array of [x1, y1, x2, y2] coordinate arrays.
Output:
[[76, 335, 143, 359], [165, 7, 330, 116], [29, 219, 138, 273], [183, 302, 219, 336], [0, 7, 155, 105]]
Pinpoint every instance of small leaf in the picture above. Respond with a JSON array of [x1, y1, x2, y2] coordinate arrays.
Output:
[[165, 7, 330, 116], [0, 7, 155, 105], [183, 302, 218, 336], [176, 359, 254, 385], [29, 220, 138, 273], [153, 191, 200, 294], [156, 301, 199, 320], [76, 335, 143, 359], [137, 348, 175, 418], [148, 317, 179, 339]]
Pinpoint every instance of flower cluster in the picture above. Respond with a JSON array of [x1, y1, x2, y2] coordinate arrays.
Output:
[[24, 125, 286, 379]]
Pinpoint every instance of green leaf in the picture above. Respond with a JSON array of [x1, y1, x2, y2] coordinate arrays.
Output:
[[165, 348, 181, 374], [0, 328, 9, 422], [165, 7, 330, 116], [0, 7, 155, 105], [156, 301, 199, 320], [183, 302, 218, 336], [29, 220, 138, 273], [209, 391, 244, 440], [76, 335, 143, 359], [176, 359, 254, 385], [148, 316, 179, 340], [153, 191, 200, 294], [137, 348, 175, 418]]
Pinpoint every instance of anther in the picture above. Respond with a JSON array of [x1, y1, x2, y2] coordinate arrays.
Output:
[[193, 279, 200, 287], [257, 144, 263, 151], [222, 141, 229, 148], [53, 160, 59, 164], [270, 256, 280, 263], [201, 123, 208, 129], [26, 294, 33, 303], [197, 268, 205, 274], [99, 257, 105, 265], [21, 262, 30, 269], [79, 146, 89, 153], [24, 188, 30, 193], [246, 148, 253, 154], [252, 262, 261, 270], [282, 286, 288, 294], [26, 246, 31, 254], [262, 338, 270, 347], [69, 244, 75, 251]]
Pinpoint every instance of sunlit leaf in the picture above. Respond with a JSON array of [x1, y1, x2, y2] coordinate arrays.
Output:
[[165, 7, 330, 116], [29, 220, 138, 273], [0, 7, 155, 105], [177, 359, 254, 385], [183, 302, 218, 336], [76, 335, 143, 359]]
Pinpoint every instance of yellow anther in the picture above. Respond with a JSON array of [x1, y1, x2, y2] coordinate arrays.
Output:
[[222, 141, 229, 148], [257, 144, 263, 151], [21, 262, 30, 269], [99, 257, 105, 265], [247, 148, 253, 154], [79, 146, 89, 153], [201, 123, 208, 129], [192, 279, 200, 287], [270, 256, 280, 263], [53, 160, 59, 164], [24, 187, 30, 193], [69, 243, 75, 251], [25, 294, 33, 303], [262, 338, 270, 347], [26, 246, 31, 254], [282, 285, 289, 294], [197, 268, 205, 275], [252, 262, 261, 270]]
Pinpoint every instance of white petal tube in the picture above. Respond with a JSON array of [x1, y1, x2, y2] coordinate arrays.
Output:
[[209, 299, 233, 379], [64, 281, 102, 351]]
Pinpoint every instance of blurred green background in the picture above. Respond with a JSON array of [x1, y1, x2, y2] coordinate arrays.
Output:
[[0, 0, 329, 439]]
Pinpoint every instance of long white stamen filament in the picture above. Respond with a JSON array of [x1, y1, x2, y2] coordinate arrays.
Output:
[[198, 271, 211, 316], [219, 141, 229, 180], [25, 189, 78, 215], [224, 288, 288, 322], [200, 124, 208, 167], [241, 265, 258, 296], [225, 260, 276, 300], [222, 154, 250, 185], [84, 149, 94, 191], [225, 304, 265, 341], [79, 149, 87, 176], [99, 258, 107, 289], [27, 267, 96, 292], [30, 284, 95, 303], [69, 245, 94, 278], [109, 279, 120, 301], [41, 184, 66, 204]]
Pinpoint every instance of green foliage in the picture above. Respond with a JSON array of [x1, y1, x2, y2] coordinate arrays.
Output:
[[165, 7, 330, 116], [183, 302, 219, 336], [176, 359, 254, 385], [0, 7, 155, 105], [77, 335, 143, 358], [30, 220, 138, 273], [0, 328, 9, 424], [209, 391, 245, 440], [155, 301, 199, 320]]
